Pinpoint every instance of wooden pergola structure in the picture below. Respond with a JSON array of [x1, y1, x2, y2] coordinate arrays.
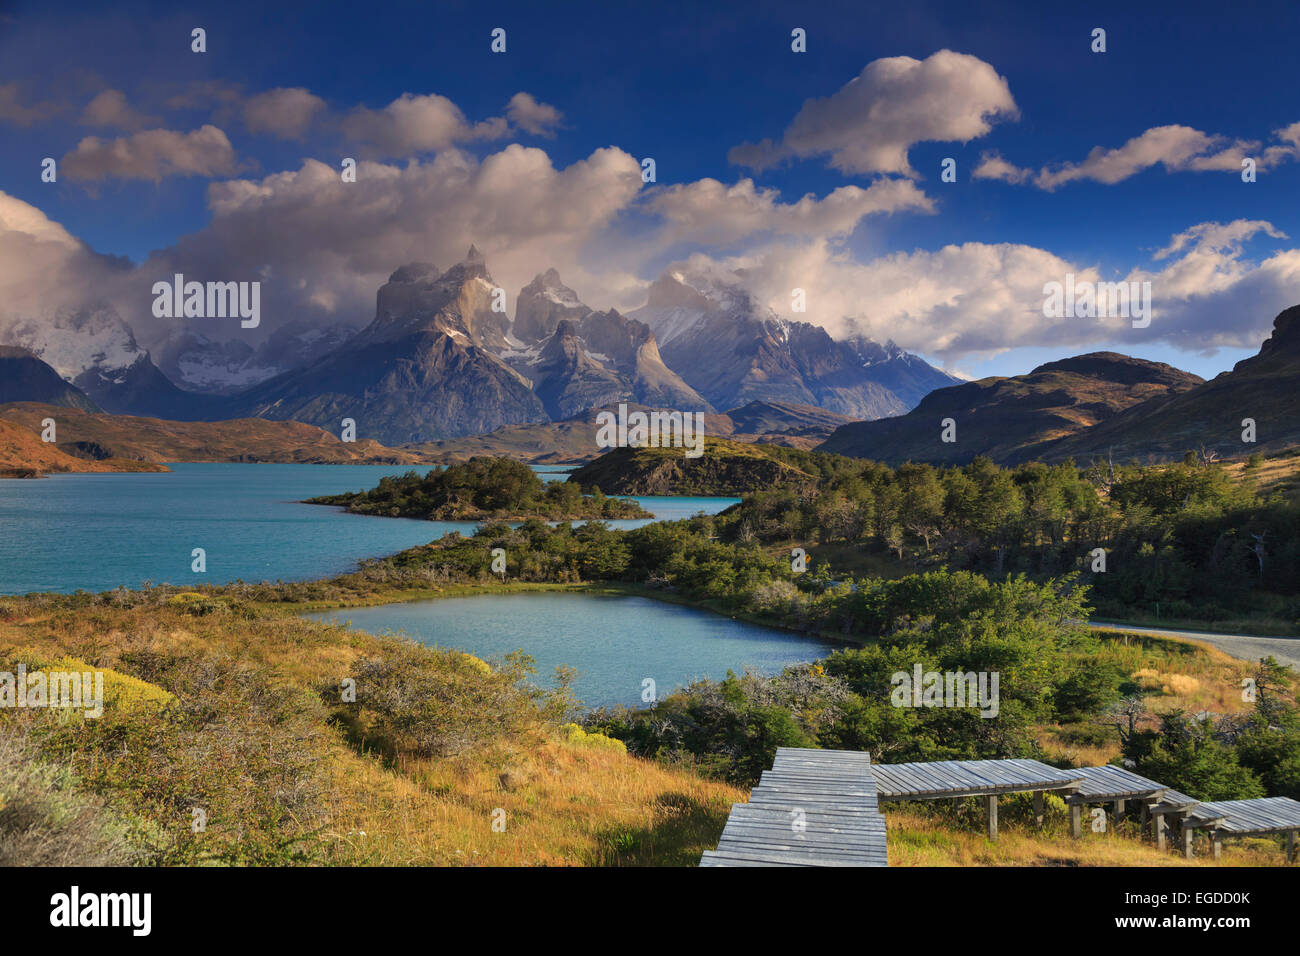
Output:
[[1181, 796, 1300, 861], [1148, 788, 1227, 856], [1064, 765, 1169, 838], [869, 758, 1083, 839]]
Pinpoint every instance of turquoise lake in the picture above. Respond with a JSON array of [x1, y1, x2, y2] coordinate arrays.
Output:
[[0, 462, 830, 707], [0, 462, 737, 595], [305, 591, 838, 709]]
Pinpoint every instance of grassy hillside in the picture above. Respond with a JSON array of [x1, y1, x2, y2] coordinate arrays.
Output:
[[0, 419, 168, 478], [306, 457, 649, 520], [568, 437, 821, 496], [1047, 305, 1300, 463], [0, 402, 438, 466], [818, 353, 1204, 465], [408, 402, 853, 464], [884, 803, 1285, 866], [0, 590, 744, 866]]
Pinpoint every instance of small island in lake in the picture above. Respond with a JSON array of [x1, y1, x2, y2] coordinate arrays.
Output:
[[304, 456, 651, 520]]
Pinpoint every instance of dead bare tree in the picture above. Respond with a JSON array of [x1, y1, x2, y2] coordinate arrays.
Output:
[[1249, 531, 1266, 577]]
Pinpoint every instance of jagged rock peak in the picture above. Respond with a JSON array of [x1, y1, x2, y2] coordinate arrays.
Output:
[[388, 262, 440, 283]]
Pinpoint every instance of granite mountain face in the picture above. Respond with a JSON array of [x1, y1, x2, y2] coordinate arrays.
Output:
[[1, 249, 968, 445], [628, 268, 960, 419], [225, 250, 545, 444], [0, 346, 100, 411], [505, 269, 709, 419], [0, 305, 209, 417]]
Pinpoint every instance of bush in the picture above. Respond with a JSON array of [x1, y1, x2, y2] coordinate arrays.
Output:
[[0, 722, 165, 866]]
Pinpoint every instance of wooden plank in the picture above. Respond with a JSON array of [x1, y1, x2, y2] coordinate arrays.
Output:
[[704, 748, 888, 867]]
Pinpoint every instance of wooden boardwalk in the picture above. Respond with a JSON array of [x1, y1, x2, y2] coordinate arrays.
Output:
[[1068, 764, 1167, 802], [868, 757, 1083, 839], [1195, 796, 1300, 835], [870, 758, 1082, 801], [701, 748, 888, 867]]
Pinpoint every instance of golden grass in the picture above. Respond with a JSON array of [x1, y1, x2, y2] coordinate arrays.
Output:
[[1093, 630, 1258, 715], [0, 596, 746, 867], [883, 805, 1291, 867], [320, 738, 743, 866]]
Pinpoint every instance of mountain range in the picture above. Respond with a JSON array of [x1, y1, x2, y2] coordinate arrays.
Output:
[[818, 304, 1300, 465], [0, 248, 959, 444], [5, 246, 1296, 467], [628, 269, 957, 416]]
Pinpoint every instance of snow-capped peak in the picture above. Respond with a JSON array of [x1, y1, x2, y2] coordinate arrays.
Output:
[[0, 303, 147, 381]]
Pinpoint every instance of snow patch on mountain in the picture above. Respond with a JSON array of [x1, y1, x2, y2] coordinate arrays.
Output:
[[0, 304, 148, 383]]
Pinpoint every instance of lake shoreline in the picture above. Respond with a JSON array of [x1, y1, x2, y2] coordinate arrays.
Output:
[[284, 578, 865, 649]]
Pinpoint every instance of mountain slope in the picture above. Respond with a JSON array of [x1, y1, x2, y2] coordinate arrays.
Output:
[[817, 352, 1204, 465], [0, 347, 100, 411], [407, 400, 854, 463], [1046, 305, 1300, 462], [628, 268, 956, 418], [568, 437, 819, 496], [0, 402, 436, 465], [846, 336, 966, 409], [227, 251, 547, 444], [0, 305, 212, 418], [506, 270, 709, 418], [0, 417, 168, 477]]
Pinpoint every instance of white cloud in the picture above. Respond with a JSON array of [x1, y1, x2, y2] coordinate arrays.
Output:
[[111, 144, 647, 346], [729, 50, 1018, 176], [1034, 125, 1252, 190], [61, 125, 239, 183], [646, 176, 934, 245], [340, 92, 508, 156], [992, 123, 1300, 190], [243, 87, 326, 140], [506, 92, 563, 137], [972, 151, 1032, 184], [0, 82, 62, 126], [1153, 220, 1287, 262], [0, 191, 128, 316], [79, 89, 159, 131], [661, 219, 1298, 360]]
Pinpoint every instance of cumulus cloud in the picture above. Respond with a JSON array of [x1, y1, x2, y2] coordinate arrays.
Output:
[[662, 217, 1298, 360], [506, 92, 563, 137], [647, 176, 934, 245], [0, 82, 63, 126], [972, 151, 1032, 184], [729, 50, 1018, 176], [1034, 125, 1254, 189], [79, 89, 159, 131], [340, 93, 509, 156], [61, 125, 239, 183], [243, 87, 326, 139], [990, 123, 1300, 190], [109, 144, 647, 346], [0, 191, 128, 316]]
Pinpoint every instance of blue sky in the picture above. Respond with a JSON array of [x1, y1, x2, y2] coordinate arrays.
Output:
[[2, 0, 1298, 380]]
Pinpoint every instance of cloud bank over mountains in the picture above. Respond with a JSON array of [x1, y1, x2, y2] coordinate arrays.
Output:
[[2, 49, 1298, 369]]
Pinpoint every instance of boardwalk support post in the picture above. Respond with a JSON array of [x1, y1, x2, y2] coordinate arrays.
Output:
[[986, 794, 998, 839], [1140, 801, 1149, 838], [1155, 813, 1166, 851], [1182, 824, 1194, 860], [1288, 830, 1297, 863], [1033, 790, 1044, 827], [1070, 803, 1082, 839], [1211, 831, 1221, 859]]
